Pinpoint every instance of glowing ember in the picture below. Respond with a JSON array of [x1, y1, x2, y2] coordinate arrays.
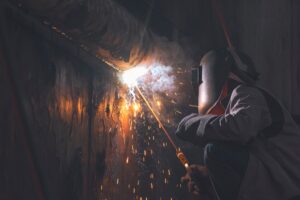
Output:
[[121, 66, 148, 87], [150, 173, 154, 179], [156, 100, 161, 107], [168, 169, 171, 176], [150, 182, 154, 190], [133, 103, 140, 112]]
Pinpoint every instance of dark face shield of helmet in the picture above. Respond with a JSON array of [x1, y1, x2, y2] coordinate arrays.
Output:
[[192, 66, 202, 94], [197, 50, 231, 114]]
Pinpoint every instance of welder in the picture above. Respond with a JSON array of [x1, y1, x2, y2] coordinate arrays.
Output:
[[175, 48, 300, 200]]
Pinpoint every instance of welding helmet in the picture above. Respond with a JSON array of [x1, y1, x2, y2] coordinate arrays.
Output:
[[192, 48, 259, 114]]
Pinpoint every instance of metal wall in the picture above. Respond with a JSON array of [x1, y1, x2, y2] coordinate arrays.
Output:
[[0, 4, 198, 200]]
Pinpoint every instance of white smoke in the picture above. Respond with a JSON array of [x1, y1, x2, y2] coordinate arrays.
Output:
[[139, 64, 175, 93]]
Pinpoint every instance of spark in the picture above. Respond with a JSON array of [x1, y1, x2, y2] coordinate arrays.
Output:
[[133, 103, 140, 112], [150, 173, 154, 179], [156, 100, 161, 107], [188, 104, 199, 108], [175, 110, 182, 115], [150, 182, 154, 190]]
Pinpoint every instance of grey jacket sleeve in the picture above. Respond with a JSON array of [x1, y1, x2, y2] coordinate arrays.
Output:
[[197, 85, 272, 144], [175, 85, 273, 146]]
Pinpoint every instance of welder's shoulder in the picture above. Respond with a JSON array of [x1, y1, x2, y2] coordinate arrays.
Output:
[[230, 84, 267, 105]]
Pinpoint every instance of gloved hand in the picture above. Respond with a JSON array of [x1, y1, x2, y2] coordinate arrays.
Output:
[[181, 164, 214, 199]]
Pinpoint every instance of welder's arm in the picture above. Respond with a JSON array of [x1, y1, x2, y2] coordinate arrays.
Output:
[[176, 86, 272, 146]]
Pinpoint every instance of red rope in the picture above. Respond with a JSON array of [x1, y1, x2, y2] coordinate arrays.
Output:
[[211, 0, 234, 49]]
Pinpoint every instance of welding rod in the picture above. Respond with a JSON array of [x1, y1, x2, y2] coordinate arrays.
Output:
[[135, 86, 189, 169]]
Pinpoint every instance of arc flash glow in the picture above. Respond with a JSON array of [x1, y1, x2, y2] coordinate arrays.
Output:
[[121, 66, 148, 87]]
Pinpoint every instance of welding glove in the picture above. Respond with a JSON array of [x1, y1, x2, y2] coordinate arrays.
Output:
[[181, 164, 214, 199], [175, 113, 212, 146]]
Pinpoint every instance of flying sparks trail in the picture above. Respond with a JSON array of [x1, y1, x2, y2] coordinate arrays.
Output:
[[135, 86, 177, 149], [135, 86, 189, 168], [120, 66, 189, 168]]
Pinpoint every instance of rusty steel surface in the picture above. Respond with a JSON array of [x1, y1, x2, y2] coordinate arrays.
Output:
[[0, 4, 198, 199]]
